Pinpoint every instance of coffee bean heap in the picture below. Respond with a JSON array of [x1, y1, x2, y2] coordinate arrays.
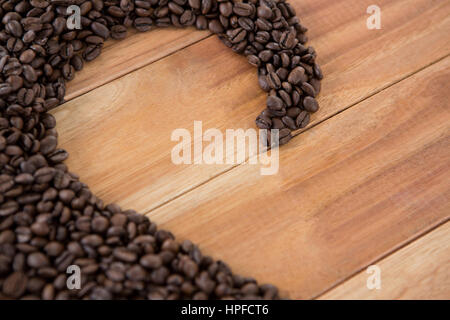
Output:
[[0, 0, 322, 299]]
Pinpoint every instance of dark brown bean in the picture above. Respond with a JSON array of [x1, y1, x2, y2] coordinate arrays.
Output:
[[303, 96, 319, 112], [2, 272, 28, 298]]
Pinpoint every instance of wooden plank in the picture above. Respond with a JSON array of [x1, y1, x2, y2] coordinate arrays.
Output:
[[319, 222, 450, 300], [64, 29, 210, 100], [146, 57, 450, 299], [52, 0, 450, 215]]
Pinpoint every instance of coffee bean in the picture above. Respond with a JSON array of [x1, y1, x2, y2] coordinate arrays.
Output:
[[257, 5, 273, 20], [301, 82, 316, 97], [30, 222, 49, 236], [255, 18, 272, 31], [92, 216, 109, 233], [208, 19, 224, 34], [259, 50, 273, 63], [267, 72, 281, 89], [114, 248, 137, 262], [27, 252, 49, 268], [258, 74, 271, 92], [81, 234, 104, 247], [255, 115, 272, 129], [140, 254, 162, 269], [39, 135, 57, 155], [282, 116, 297, 130], [126, 265, 147, 281], [7, 21, 23, 38], [34, 167, 55, 184], [233, 3, 254, 17], [287, 107, 301, 118], [303, 96, 319, 112], [267, 95, 284, 111], [296, 111, 310, 128], [91, 22, 110, 40], [280, 29, 297, 49], [288, 66, 307, 85], [2, 272, 28, 298], [111, 25, 127, 40], [182, 258, 199, 278], [227, 28, 247, 44], [59, 189, 75, 204], [90, 287, 112, 300], [44, 242, 64, 257]]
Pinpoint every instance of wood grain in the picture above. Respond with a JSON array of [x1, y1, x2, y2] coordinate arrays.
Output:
[[52, 0, 450, 216], [319, 222, 450, 300], [64, 28, 210, 100], [147, 57, 450, 299]]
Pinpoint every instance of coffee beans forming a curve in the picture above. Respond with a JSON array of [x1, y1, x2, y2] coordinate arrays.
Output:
[[0, 0, 322, 299]]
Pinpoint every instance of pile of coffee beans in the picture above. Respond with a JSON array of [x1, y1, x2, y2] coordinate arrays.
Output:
[[0, 0, 322, 299]]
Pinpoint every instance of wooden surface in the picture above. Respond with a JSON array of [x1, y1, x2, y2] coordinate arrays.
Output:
[[51, 0, 450, 299], [320, 222, 450, 300]]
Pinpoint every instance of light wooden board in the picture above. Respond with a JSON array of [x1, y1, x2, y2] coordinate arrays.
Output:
[[53, 0, 450, 214], [65, 28, 210, 100], [147, 57, 450, 299], [320, 222, 450, 300]]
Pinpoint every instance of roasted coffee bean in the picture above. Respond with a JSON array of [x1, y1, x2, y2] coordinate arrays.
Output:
[[280, 29, 297, 49], [44, 242, 64, 257], [267, 72, 281, 89], [286, 107, 301, 118], [34, 167, 55, 184], [2, 272, 28, 298], [296, 111, 310, 128], [208, 19, 224, 34], [111, 25, 127, 40], [282, 116, 297, 130], [27, 252, 49, 268], [113, 248, 137, 262], [303, 96, 319, 112], [301, 82, 316, 97], [287, 66, 307, 85], [233, 3, 254, 17], [7, 21, 23, 38], [227, 28, 247, 44], [267, 95, 284, 111], [278, 128, 292, 145], [255, 18, 272, 31], [180, 10, 195, 26], [271, 118, 285, 130], [39, 135, 57, 155], [259, 50, 273, 62], [278, 89, 292, 106], [255, 115, 272, 129], [140, 254, 162, 269], [257, 5, 273, 20], [238, 17, 254, 31], [91, 22, 110, 39], [247, 55, 261, 67]]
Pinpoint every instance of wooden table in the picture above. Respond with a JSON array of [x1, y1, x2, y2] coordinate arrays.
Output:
[[51, 0, 450, 299]]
